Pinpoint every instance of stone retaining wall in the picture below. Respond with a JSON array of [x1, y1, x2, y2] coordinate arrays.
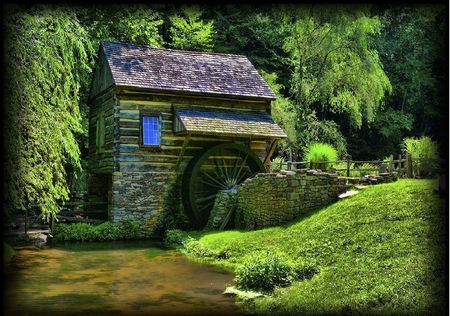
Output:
[[208, 169, 398, 230], [233, 169, 350, 229]]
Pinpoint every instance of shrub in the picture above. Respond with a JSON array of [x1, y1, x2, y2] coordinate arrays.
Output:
[[94, 222, 121, 241], [235, 252, 297, 292], [120, 216, 143, 240], [53, 222, 95, 242], [271, 156, 285, 172], [183, 239, 217, 258], [304, 143, 338, 171], [402, 136, 439, 177], [164, 229, 191, 246], [53, 218, 143, 242], [293, 260, 320, 281]]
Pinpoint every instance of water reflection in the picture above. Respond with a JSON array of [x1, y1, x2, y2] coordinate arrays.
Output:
[[4, 241, 240, 316]]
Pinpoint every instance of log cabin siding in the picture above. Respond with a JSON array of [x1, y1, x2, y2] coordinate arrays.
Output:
[[113, 92, 272, 173], [88, 86, 117, 173]]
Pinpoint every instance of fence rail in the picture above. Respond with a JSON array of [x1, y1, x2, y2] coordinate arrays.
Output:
[[278, 154, 445, 178]]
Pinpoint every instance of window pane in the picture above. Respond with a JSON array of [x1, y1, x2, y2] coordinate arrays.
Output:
[[143, 116, 160, 145]]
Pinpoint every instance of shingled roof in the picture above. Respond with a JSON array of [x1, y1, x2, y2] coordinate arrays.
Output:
[[175, 107, 287, 139], [102, 41, 276, 100]]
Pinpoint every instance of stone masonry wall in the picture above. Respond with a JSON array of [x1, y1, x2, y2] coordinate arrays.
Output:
[[111, 171, 183, 237], [233, 169, 350, 229]]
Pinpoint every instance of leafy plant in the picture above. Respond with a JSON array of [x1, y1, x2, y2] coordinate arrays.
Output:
[[304, 143, 338, 170], [271, 156, 285, 172], [235, 252, 298, 292], [120, 216, 143, 240], [402, 136, 439, 177], [183, 239, 218, 258], [164, 229, 191, 246]]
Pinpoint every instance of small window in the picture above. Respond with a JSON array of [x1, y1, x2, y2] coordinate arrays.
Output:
[[142, 116, 160, 146]]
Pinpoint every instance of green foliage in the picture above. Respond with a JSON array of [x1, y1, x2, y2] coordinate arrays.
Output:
[[183, 239, 217, 258], [164, 229, 191, 246], [120, 216, 143, 240], [188, 180, 446, 314], [53, 218, 142, 242], [282, 6, 392, 128], [304, 143, 338, 170], [4, 5, 94, 221], [262, 70, 347, 159], [235, 252, 298, 292], [81, 5, 164, 47], [402, 136, 439, 177], [270, 157, 285, 172], [169, 6, 215, 51]]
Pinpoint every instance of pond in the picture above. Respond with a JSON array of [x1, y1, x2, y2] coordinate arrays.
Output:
[[3, 241, 241, 316]]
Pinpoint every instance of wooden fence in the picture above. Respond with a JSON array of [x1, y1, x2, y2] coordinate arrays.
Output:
[[278, 154, 445, 179]]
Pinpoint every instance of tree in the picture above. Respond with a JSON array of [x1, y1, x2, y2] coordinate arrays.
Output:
[[282, 5, 392, 129], [4, 5, 93, 221], [168, 6, 215, 51]]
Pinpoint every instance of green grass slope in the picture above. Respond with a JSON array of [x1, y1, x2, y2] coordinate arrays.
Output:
[[189, 179, 447, 315]]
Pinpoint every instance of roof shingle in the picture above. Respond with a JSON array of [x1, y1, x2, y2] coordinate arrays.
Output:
[[175, 107, 287, 139], [102, 41, 276, 100]]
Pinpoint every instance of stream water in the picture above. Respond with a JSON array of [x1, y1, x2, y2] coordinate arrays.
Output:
[[3, 241, 241, 316]]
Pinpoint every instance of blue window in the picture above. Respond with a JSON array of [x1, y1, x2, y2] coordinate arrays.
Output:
[[142, 116, 160, 146]]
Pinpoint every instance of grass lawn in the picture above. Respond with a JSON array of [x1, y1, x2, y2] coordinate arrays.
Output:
[[186, 179, 447, 315]]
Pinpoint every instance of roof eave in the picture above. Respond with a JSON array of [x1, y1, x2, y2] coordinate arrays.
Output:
[[115, 84, 277, 101]]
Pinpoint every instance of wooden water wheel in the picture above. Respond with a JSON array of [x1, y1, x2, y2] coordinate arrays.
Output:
[[182, 143, 266, 229]]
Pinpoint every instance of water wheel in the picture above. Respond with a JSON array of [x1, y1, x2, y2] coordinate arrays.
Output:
[[182, 143, 266, 229]]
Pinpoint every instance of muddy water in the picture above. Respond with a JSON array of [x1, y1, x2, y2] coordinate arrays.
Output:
[[4, 241, 240, 316]]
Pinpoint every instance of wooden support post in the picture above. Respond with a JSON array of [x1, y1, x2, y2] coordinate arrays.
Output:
[[263, 139, 278, 170], [175, 133, 191, 171], [388, 155, 393, 173], [346, 155, 352, 177], [24, 209, 28, 236], [51, 216, 55, 235], [287, 161, 292, 171], [406, 153, 413, 178], [398, 154, 402, 171]]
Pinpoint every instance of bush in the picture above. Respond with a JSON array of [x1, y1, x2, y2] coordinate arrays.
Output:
[[120, 216, 143, 240], [271, 156, 285, 172], [402, 136, 439, 177], [304, 143, 338, 171], [53, 217, 143, 242], [164, 229, 191, 246], [183, 239, 218, 258], [235, 252, 297, 292]]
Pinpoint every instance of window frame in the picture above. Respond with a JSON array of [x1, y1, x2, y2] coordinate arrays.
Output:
[[140, 111, 162, 148]]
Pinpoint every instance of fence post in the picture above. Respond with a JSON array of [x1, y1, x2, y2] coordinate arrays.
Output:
[[287, 161, 292, 171], [388, 155, 393, 173], [346, 155, 352, 177], [406, 153, 413, 178], [398, 154, 402, 173]]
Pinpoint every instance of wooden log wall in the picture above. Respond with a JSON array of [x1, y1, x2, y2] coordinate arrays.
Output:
[[114, 91, 274, 173], [88, 86, 117, 173]]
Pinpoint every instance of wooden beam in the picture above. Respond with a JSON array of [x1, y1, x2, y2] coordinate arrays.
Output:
[[263, 139, 278, 166], [175, 133, 191, 170]]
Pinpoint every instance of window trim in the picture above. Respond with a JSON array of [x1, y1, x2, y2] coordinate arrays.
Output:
[[140, 111, 162, 148]]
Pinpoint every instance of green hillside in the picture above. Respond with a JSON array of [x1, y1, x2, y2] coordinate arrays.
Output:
[[187, 179, 447, 315]]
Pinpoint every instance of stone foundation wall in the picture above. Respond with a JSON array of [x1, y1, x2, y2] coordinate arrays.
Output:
[[111, 171, 185, 237], [233, 169, 350, 229]]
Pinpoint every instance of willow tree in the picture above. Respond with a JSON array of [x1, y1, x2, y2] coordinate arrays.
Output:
[[282, 5, 392, 129], [4, 5, 93, 221], [168, 5, 215, 51]]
